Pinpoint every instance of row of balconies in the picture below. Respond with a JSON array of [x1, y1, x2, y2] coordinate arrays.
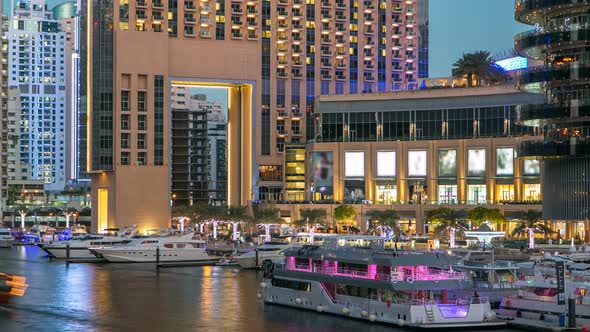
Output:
[[136, 0, 164, 9]]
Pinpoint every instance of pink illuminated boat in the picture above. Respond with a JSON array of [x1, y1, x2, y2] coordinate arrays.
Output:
[[260, 235, 504, 329]]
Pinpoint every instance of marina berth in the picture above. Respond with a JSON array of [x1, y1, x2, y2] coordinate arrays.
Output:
[[261, 235, 504, 328]]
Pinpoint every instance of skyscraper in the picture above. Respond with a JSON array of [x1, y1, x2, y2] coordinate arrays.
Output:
[[87, 0, 428, 232], [514, 1, 590, 222], [6, 0, 67, 191]]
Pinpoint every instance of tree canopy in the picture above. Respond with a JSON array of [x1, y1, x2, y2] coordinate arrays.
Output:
[[511, 210, 550, 237], [426, 207, 469, 236], [253, 206, 283, 225], [367, 209, 400, 233], [334, 205, 357, 224], [466, 206, 506, 228], [295, 208, 327, 228]]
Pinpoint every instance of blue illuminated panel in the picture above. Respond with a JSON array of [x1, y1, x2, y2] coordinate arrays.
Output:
[[495, 57, 528, 71]]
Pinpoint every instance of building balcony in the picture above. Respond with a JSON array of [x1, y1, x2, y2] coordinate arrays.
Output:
[[292, 72, 303, 78], [153, 13, 164, 20], [277, 10, 289, 17], [515, 0, 584, 25], [247, 8, 258, 15], [321, 61, 332, 68], [336, 74, 347, 80], [231, 32, 243, 39], [364, 75, 375, 81], [137, 0, 147, 7], [292, 61, 303, 66], [292, 112, 302, 118], [517, 64, 590, 93], [184, 29, 196, 36], [277, 129, 287, 135], [153, 1, 164, 8], [515, 27, 590, 60], [321, 0, 331, 7], [321, 73, 332, 79], [232, 7, 243, 14], [184, 3, 196, 10], [200, 30, 212, 38], [277, 71, 288, 78], [519, 137, 590, 159], [185, 17, 196, 24], [516, 102, 590, 126], [336, 1, 346, 8], [292, 130, 302, 136], [277, 111, 288, 118]]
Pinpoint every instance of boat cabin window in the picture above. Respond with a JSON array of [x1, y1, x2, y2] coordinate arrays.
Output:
[[176, 243, 186, 249], [141, 240, 158, 244], [337, 262, 368, 274], [526, 287, 558, 297], [164, 244, 174, 249], [271, 278, 311, 292], [258, 247, 281, 252], [0, 231, 10, 236]]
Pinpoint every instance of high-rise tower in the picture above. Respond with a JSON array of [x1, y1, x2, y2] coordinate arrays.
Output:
[[515, 0, 590, 220]]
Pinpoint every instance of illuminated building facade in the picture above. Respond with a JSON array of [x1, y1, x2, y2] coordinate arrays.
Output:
[[275, 85, 548, 235], [87, 0, 427, 232], [6, 0, 67, 191], [514, 0, 590, 221]]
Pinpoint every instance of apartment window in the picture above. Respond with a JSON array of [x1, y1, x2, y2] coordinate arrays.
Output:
[[138, 133, 147, 149], [121, 133, 130, 149], [121, 90, 130, 112], [138, 91, 147, 112], [138, 152, 146, 165], [121, 151, 130, 165], [138, 114, 147, 131], [121, 114, 130, 130]]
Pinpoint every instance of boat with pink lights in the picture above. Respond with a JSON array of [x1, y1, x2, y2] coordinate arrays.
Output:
[[260, 235, 504, 329]]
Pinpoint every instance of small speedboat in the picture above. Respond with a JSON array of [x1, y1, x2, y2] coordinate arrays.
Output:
[[217, 253, 239, 266], [0, 229, 14, 248]]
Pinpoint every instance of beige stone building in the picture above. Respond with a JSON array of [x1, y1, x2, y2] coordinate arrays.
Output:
[[87, 0, 427, 232]]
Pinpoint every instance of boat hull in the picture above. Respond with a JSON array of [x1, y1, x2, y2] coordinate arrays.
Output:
[[39, 245, 96, 259], [0, 239, 13, 248], [263, 277, 503, 329], [499, 297, 590, 327], [94, 248, 212, 263], [235, 253, 283, 269]]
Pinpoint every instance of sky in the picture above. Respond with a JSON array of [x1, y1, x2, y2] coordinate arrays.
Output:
[[429, 0, 529, 78], [189, 87, 229, 113], [3, 0, 528, 80]]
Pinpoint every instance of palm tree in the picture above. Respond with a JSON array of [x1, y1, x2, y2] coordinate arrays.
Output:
[[367, 209, 400, 238], [511, 210, 549, 249], [426, 207, 468, 248], [296, 208, 327, 242], [253, 206, 282, 242], [227, 205, 249, 241], [452, 51, 507, 87]]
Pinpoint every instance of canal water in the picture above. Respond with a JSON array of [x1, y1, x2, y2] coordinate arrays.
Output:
[[0, 246, 519, 332]]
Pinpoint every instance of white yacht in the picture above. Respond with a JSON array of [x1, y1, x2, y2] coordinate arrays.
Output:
[[90, 234, 213, 263], [260, 235, 504, 329], [499, 277, 590, 327], [234, 242, 290, 269], [450, 251, 520, 307], [0, 229, 14, 248], [39, 234, 133, 259]]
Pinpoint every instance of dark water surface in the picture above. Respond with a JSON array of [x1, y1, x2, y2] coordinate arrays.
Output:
[[0, 246, 519, 332]]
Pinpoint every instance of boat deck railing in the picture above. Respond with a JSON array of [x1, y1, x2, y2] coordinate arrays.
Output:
[[276, 263, 467, 282]]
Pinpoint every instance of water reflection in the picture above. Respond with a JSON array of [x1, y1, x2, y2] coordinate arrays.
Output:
[[0, 246, 520, 332]]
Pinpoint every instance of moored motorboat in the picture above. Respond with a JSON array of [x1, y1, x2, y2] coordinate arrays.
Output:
[[260, 235, 504, 328], [39, 234, 133, 259], [90, 234, 214, 263], [499, 277, 590, 327], [234, 242, 290, 269], [0, 229, 14, 248]]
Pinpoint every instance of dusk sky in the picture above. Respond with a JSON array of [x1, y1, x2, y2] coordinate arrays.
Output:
[[429, 0, 529, 77], [2, 0, 529, 79]]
